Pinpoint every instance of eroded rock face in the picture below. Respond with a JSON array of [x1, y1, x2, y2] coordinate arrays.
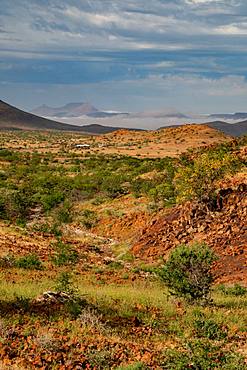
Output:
[[132, 183, 247, 284]]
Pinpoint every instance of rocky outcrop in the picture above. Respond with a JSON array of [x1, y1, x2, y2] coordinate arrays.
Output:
[[132, 181, 247, 284]]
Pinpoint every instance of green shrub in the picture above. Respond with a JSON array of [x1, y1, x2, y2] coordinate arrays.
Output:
[[149, 183, 175, 207], [218, 284, 247, 296], [55, 271, 76, 295], [32, 222, 62, 237], [81, 209, 98, 229], [162, 339, 245, 369], [51, 240, 79, 266], [15, 254, 43, 270], [54, 272, 86, 317], [158, 243, 216, 303], [174, 145, 243, 203], [0, 189, 31, 222], [107, 261, 124, 270], [193, 314, 227, 340], [55, 200, 73, 224], [87, 349, 115, 369]]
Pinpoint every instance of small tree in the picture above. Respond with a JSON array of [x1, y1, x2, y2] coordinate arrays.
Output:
[[159, 243, 216, 304]]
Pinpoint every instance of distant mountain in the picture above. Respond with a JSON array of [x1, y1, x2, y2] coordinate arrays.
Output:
[[32, 102, 98, 117], [208, 112, 247, 120], [0, 100, 89, 131], [207, 120, 247, 137], [0, 100, 139, 134]]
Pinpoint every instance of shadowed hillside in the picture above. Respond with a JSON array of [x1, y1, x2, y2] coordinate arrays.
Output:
[[0, 100, 134, 134], [207, 120, 247, 137]]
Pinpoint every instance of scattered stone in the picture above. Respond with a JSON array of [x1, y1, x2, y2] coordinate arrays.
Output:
[[34, 291, 73, 304]]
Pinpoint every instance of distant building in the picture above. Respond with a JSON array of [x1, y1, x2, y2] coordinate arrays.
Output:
[[74, 144, 90, 149]]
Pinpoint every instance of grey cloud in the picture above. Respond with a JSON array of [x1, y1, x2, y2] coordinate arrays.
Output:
[[1, 0, 247, 113], [2, 0, 247, 55]]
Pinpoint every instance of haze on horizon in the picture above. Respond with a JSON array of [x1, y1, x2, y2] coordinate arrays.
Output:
[[1, 0, 247, 123]]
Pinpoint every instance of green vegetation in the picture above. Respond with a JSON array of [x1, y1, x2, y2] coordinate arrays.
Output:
[[158, 243, 216, 304], [163, 339, 245, 369], [15, 254, 43, 270], [218, 283, 247, 296], [0, 132, 246, 368], [0, 137, 246, 230], [0, 276, 246, 368], [51, 240, 79, 266], [174, 141, 245, 202]]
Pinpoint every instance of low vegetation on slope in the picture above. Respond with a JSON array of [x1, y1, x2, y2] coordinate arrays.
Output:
[[0, 131, 246, 368], [0, 136, 245, 227]]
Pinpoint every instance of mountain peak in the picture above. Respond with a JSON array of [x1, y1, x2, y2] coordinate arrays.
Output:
[[32, 101, 98, 117]]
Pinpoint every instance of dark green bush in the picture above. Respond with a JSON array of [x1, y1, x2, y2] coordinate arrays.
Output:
[[81, 209, 98, 229], [218, 284, 247, 296], [54, 271, 86, 318], [15, 254, 43, 270], [51, 240, 79, 266], [158, 243, 216, 303], [162, 339, 245, 369], [55, 271, 76, 294], [55, 200, 73, 224], [193, 314, 227, 340]]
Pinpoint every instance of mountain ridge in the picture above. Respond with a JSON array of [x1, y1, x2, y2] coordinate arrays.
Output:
[[207, 120, 247, 137], [0, 100, 139, 134], [32, 102, 98, 117]]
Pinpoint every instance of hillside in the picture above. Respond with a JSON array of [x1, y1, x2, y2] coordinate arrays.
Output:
[[132, 177, 247, 284], [0, 130, 246, 368], [0, 100, 134, 134], [0, 100, 88, 131], [91, 124, 231, 158], [207, 120, 247, 136]]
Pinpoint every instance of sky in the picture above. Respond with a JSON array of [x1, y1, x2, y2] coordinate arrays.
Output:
[[1, 0, 247, 114]]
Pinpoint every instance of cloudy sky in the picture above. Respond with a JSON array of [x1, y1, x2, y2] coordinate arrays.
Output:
[[1, 0, 247, 114]]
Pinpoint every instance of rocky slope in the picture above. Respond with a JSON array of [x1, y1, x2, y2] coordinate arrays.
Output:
[[132, 175, 247, 284]]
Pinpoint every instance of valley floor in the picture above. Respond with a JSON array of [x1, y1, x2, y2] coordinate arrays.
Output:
[[0, 129, 246, 368]]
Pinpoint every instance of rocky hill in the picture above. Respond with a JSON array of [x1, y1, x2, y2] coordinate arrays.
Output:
[[132, 174, 247, 284]]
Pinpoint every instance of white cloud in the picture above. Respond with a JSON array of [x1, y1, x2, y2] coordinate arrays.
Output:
[[186, 0, 223, 3], [216, 23, 247, 35], [1, 0, 247, 56]]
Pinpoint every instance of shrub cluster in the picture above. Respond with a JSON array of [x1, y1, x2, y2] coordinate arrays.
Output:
[[158, 243, 216, 304]]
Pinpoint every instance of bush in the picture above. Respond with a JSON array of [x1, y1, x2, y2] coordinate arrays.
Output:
[[162, 339, 245, 370], [51, 240, 79, 266], [54, 271, 87, 317], [55, 271, 76, 295], [0, 254, 16, 268], [193, 314, 227, 340], [158, 243, 216, 304], [174, 146, 243, 203], [218, 283, 247, 296], [0, 189, 31, 222], [81, 209, 98, 229], [15, 254, 43, 270], [55, 200, 73, 224]]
